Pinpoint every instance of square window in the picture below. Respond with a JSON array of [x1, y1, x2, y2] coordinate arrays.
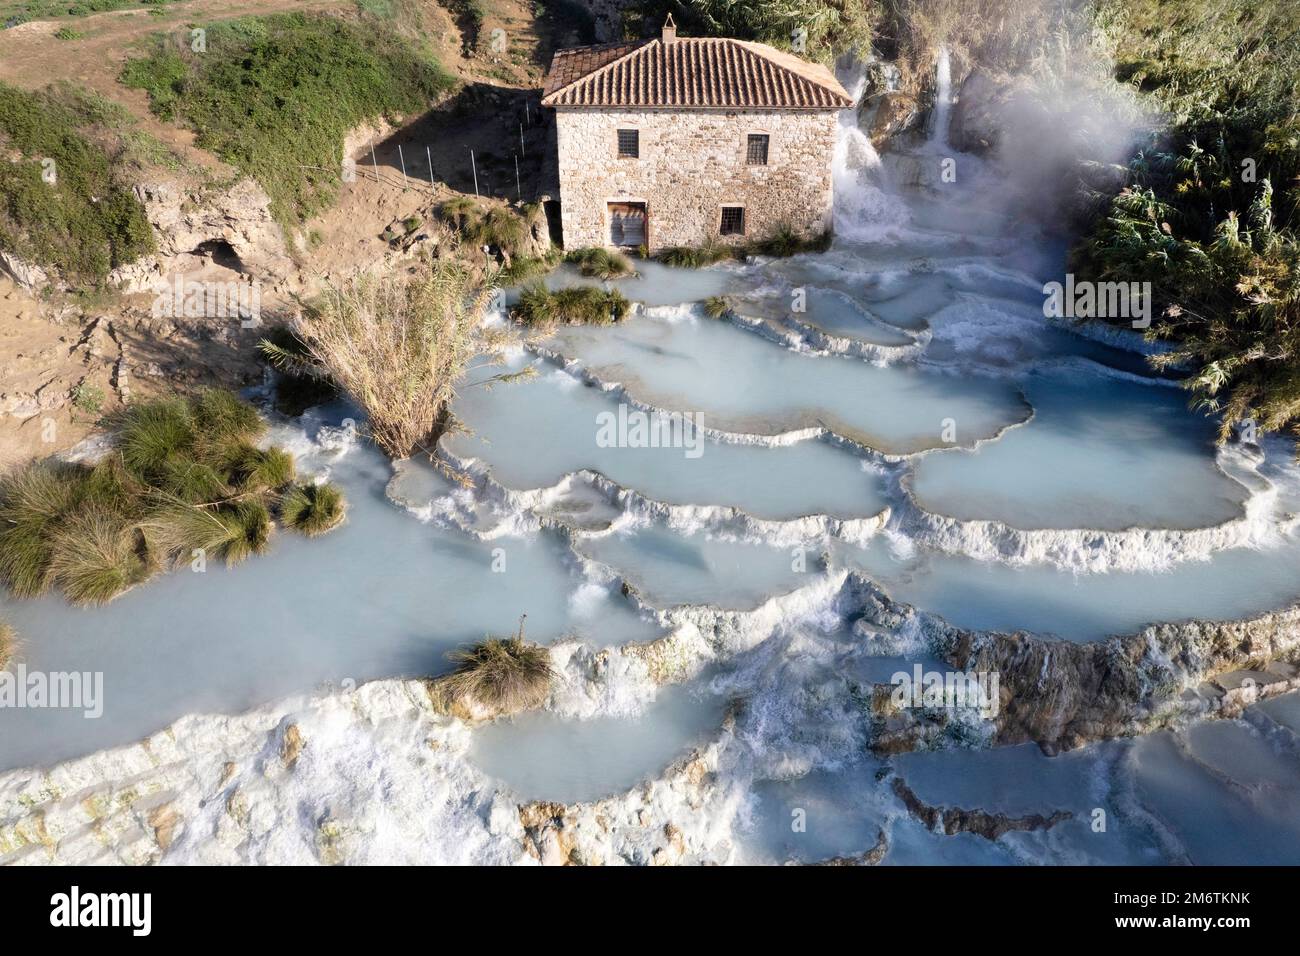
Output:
[[617, 129, 639, 159], [746, 134, 769, 166], [720, 206, 745, 236]]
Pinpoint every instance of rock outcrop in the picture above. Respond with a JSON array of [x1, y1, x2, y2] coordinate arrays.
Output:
[[891, 777, 1072, 840], [947, 68, 1029, 154], [126, 177, 293, 288], [0, 250, 52, 294], [859, 576, 1300, 755], [856, 61, 922, 149]]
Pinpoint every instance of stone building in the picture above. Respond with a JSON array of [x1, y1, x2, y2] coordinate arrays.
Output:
[[541, 17, 852, 252]]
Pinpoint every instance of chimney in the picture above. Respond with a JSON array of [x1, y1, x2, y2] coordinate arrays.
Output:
[[662, 13, 677, 43]]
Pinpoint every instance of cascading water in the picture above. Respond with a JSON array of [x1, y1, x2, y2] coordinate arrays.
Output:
[[832, 69, 910, 241], [931, 47, 952, 147]]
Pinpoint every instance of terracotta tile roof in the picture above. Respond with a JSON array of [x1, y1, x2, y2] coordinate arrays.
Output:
[[541, 37, 853, 110]]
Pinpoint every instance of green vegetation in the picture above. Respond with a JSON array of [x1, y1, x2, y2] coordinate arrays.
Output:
[[657, 241, 740, 268], [0, 0, 179, 27], [120, 12, 457, 228], [445, 0, 486, 54], [512, 283, 631, 328], [702, 295, 730, 319], [274, 263, 487, 459], [0, 82, 155, 282], [657, 226, 830, 268], [566, 246, 634, 279], [280, 482, 347, 537], [432, 624, 555, 715], [752, 224, 833, 257], [72, 382, 105, 414], [624, 0, 873, 64], [439, 197, 539, 260], [0, 391, 344, 607], [497, 249, 563, 285], [1075, 0, 1300, 443]]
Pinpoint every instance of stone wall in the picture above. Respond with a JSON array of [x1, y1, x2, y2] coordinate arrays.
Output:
[[554, 107, 838, 251]]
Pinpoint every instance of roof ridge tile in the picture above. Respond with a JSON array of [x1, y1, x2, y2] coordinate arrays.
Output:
[[540, 35, 852, 110]]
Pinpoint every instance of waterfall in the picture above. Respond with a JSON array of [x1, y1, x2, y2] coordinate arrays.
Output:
[[932, 47, 952, 147], [831, 68, 909, 241]]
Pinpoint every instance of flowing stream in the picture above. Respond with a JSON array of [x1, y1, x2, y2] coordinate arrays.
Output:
[[3, 65, 1300, 864]]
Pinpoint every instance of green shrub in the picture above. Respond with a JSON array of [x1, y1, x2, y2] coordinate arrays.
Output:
[[121, 12, 457, 227], [0, 82, 155, 282], [280, 482, 346, 536], [622, 0, 873, 65], [0, 389, 344, 606], [1075, 0, 1300, 443], [439, 198, 533, 258], [512, 283, 630, 328], [71, 382, 105, 414], [566, 246, 634, 279]]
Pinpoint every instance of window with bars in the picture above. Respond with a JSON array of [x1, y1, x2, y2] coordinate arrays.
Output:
[[719, 206, 745, 236], [617, 129, 639, 159], [746, 134, 770, 166]]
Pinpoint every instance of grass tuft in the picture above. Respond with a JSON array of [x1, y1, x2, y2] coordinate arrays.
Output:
[[222, 445, 296, 493], [221, 500, 272, 566], [566, 247, 634, 279], [702, 295, 731, 319], [512, 284, 630, 328], [0, 389, 344, 606], [433, 629, 554, 716], [0, 463, 85, 598], [280, 482, 347, 537], [657, 241, 738, 269], [118, 398, 195, 483], [47, 508, 148, 606]]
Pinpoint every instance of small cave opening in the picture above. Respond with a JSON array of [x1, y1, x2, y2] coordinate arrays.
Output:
[[193, 239, 245, 273]]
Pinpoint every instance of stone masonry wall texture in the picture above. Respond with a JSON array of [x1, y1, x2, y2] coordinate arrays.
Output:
[[554, 107, 839, 251]]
